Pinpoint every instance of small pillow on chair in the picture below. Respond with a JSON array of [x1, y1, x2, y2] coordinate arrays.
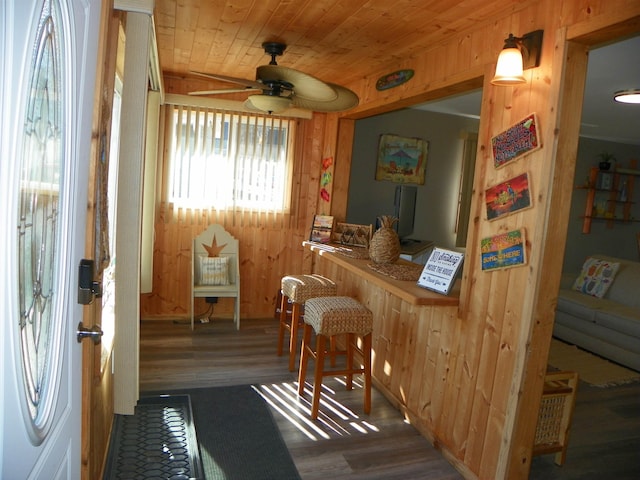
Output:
[[572, 257, 619, 298], [198, 256, 229, 285]]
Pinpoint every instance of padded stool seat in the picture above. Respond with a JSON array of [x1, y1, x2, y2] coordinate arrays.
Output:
[[297, 296, 373, 419], [277, 274, 337, 371]]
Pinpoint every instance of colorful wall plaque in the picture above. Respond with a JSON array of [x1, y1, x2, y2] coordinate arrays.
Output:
[[481, 229, 527, 271], [318, 156, 333, 207], [376, 69, 414, 91], [491, 113, 541, 168], [485, 172, 532, 220]]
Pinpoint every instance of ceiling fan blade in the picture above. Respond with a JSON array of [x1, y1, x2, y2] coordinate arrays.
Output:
[[188, 87, 261, 95], [190, 71, 264, 89], [257, 65, 337, 102], [291, 83, 359, 112]]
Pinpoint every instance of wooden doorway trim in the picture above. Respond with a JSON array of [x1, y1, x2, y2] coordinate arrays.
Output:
[[505, 16, 640, 479], [81, 3, 119, 479]]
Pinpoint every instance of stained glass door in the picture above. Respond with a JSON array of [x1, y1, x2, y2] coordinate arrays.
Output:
[[1, 0, 102, 477]]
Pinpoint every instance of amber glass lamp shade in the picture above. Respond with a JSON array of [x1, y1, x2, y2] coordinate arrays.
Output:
[[491, 45, 525, 85]]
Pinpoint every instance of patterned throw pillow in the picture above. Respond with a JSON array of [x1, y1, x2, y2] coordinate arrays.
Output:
[[572, 257, 620, 298], [198, 256, 229, 286]]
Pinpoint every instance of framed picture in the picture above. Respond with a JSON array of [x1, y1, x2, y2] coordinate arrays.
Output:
[[309, 215, 334, 244], [375, 134, 428, 184], [492, 113, 541, 168], [485, 172, 532, 221], [481, 228, 527, 271], [598, 172, 614, 190]]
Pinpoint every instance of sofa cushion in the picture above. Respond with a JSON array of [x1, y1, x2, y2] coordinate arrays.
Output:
[[556, 289, 599, 321], [594, 305, 640, 339], [572, 256, 620, 298]]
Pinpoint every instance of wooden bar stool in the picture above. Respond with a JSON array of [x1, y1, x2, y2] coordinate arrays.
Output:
[[297, 296, 373, 420], [277, 274, 337, 371]]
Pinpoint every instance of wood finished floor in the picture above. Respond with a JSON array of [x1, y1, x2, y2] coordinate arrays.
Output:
[[139, 318, 640, 479]]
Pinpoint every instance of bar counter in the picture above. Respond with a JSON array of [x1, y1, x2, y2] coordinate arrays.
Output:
[[303, 241, 459, 306], [303, 240, 462, 459]]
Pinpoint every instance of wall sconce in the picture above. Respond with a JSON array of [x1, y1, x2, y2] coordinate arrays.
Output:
[[491, 30, 544, 86], [614, 89, 640, 104]]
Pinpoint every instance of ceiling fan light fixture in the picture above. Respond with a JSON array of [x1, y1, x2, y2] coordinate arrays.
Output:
[[613, 89, 640, 104], [246, 94, 292, 113], [257, 65, 337, 102], [189, 41, 357, 113]]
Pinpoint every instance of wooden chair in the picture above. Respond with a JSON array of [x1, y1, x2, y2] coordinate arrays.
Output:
[[533, 370, 579, 466], [191, 225, 240, 330]]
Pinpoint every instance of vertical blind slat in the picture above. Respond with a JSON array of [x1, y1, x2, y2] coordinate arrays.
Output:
[[166, 105, 294, 228]]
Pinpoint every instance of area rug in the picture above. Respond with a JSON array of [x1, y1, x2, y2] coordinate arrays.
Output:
[[104, 394, 204, 479], [158, 384, 301, 480], [548, 338, 640, 387]]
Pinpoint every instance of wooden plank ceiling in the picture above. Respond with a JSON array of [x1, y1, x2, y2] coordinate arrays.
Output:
[[154, 0, 529, 95]]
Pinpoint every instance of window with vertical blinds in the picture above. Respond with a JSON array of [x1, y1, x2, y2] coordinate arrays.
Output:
[[167, 104, 295, 212]]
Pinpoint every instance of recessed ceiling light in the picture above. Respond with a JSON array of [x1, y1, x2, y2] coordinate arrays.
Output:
[[613, 89, 640, 104]]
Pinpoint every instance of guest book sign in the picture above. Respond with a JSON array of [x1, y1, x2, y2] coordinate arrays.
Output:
[[417, 247, 464, 295]]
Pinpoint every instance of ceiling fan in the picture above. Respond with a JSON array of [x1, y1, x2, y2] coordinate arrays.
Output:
[[189, 42, 359, 114]]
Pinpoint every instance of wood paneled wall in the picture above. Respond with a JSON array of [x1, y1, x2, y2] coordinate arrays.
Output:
[[310, 251, 475, 478], [140, 112, 327, 320], [142, 1, 640, 478]]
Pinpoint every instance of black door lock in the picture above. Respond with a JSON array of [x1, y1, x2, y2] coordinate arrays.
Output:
[[77, 259, 103, 305]]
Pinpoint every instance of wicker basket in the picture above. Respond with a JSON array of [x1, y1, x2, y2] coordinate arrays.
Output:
[[369, 216, 401, 264], [532, 370, 578, 466]]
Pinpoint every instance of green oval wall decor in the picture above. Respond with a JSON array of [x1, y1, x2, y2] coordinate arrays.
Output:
[[376, 69, 414, 91]]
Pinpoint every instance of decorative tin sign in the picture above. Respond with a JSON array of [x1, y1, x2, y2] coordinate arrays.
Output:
[[485, 172, 532, 221], [491, 113, 541, 168], [481, 229, 527, 271], [376, 69, 414, 91]]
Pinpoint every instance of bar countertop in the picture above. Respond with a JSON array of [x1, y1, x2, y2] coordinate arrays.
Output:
[[304, 241, 460, 306]]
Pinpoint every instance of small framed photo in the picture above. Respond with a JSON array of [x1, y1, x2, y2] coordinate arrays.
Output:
[[598, 172, 613, 190], [310, 215, 334, 244]]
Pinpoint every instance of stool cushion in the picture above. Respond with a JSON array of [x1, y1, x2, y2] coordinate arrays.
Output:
[[281, 274, 337, 304], [304, 296, 373, 337]]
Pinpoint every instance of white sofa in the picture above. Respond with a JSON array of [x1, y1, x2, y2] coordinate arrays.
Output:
[[553, 254, 640, 372]]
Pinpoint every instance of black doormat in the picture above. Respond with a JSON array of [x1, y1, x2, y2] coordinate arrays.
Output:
[[104, 394, 204, 479], [152, 384, 301, 480]]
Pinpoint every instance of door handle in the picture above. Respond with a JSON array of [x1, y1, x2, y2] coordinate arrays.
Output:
[[76, 322, 103, 344]]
